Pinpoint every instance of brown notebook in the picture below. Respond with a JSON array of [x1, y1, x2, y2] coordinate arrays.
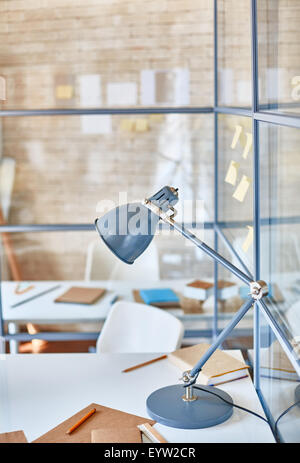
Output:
[[91, 427, 142, 443], [133, 289, 181, 308], [33, 403, 155, 443], [55, 287, 106, 305], [0, 431, 28, 443]]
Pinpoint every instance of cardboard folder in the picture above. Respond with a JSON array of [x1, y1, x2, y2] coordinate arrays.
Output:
[[0, 430, 28, 443], [33, 403, 155, 443], [55, 287, 106, 305]]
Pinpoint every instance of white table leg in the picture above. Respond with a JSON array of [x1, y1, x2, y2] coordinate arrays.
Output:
[[8, 322, 19, 354]]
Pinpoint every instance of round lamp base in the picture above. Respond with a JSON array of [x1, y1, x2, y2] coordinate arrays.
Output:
[[146, 384, 233, 429]]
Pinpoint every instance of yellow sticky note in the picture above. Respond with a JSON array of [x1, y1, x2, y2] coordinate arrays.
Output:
[[242, 226, 254, 253], [242, 132, 253, 159], [135, 119, 149, 132], [225, 160, 240, 186], [149, 114, 164, 123], [231, 125, 243, 149], [120, 119, 135, 132], [56, 85, 73, 100], [0, 76, 6, 100], [232, 175, 251, 202]]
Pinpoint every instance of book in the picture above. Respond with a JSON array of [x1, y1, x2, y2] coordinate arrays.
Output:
[[168, 343, 250, 386], [183, 280, 214, 301], [134, 288, 181, 308], [54, 287, 106, 305], [91, 427, 142, 443], [217, 280, 238, 300], [260, 342, 300, 382], [33, 403, 155, 443]]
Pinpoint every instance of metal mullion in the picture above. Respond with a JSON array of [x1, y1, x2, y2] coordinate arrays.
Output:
[[214, 106, 252, 117], [213, 0, 219, 340], [254, 111, 300, 129], [0, 107, 214, 117]]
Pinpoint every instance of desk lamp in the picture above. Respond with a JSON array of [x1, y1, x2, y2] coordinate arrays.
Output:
[[95, 186, 268, 429]]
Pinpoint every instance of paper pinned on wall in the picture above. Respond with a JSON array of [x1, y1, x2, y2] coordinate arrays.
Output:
[[242, 132, 253, 159], [232, 175, 251, 202], [242, 226, 254, 253], [79, 74, 102, 107], [80, 115, 112, 134], [56, 85, 74, 100], [120, 119, 135, 132], [107, 82, 137, 106], [224, 160, 240, 186], [0, 76, 6, 100], [135, 118, 149, 132], [231, 124, 243, 149], [140, 68, 189, 106]]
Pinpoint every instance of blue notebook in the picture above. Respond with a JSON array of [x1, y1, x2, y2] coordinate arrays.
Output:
[[139, 288, 179, 305]]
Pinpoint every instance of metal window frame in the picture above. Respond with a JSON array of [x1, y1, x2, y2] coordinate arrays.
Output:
[[0, 1, 299, 437]]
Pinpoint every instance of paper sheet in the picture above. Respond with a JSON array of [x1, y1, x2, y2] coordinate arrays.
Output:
[[80, 115, 112, 134], [107, 82, 137, 106], [0, 76, 6, 100], [79, 74, 101, 107], [232, 175, 251, 202], [231, 125, 243, 149], [225, 160, 240, 185], [242, 132, 253, 159]]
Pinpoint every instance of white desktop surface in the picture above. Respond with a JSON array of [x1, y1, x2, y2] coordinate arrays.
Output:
[[0, 351, 275, 443], [1, 280, 251, 325]]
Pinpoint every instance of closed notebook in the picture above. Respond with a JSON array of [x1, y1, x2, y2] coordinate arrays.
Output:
[[135, 288, 180, 308], [55, 287, 106, 305], [260, 342, 299, 381], [168, 343, 249, 386], [0, 430, 28, 443], [91, 427, 142, 443]]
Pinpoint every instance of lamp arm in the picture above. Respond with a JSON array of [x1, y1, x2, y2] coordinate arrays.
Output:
[[188, 296, 254, 380], [143, 199, 269, 387]]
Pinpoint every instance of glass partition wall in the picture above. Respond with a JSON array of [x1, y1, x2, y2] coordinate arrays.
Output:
[[0, 0, 300, 442]]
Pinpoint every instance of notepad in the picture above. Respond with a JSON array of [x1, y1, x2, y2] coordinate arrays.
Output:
[[232, 175, 251, 202], [55, 287, 106, 305], [91, 427, 142, 443], [168, 343, 249, 386], [33, 403, 155, 443]]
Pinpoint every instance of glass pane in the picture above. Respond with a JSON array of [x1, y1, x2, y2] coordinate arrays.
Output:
[[217, 0, 252, 108], [260, 122, 300, 350], [0, 0, 213, 110], [218, 114, 254, 274], [257, 0, 300, 115], [259, 318, 300, 443], [0, 114, 213, 224]]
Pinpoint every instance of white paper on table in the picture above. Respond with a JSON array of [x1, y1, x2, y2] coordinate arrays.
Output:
[[80, 115, 112, 134], [107, 82, 137, 106], [79, 74, 102, 107]]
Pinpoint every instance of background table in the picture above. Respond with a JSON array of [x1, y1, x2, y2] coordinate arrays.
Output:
[[0, 350, 275, 443]]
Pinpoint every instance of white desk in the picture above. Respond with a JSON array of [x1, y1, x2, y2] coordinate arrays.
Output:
[[0, 351, 275, 443], [1, 279, 253, 326]]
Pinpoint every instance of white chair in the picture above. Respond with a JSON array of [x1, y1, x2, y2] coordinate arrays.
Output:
[[96, 301, 184, 353], [85, 239, 160, 281]]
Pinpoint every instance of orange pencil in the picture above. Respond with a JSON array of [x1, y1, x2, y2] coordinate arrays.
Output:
[[66, 408, 96, 435], [122, 355, 167, 373]]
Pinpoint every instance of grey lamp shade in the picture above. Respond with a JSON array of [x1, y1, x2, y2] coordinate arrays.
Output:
[[95, 202, 160, 264]]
